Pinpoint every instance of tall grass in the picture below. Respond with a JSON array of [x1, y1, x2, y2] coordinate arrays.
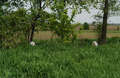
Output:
[[0, 38, 120, 78]]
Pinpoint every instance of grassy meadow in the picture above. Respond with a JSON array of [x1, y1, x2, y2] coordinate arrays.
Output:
[[0, 38, 120, 77], [0, 25, 120, 77]]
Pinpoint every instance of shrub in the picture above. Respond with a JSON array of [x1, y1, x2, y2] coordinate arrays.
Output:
[[83, 22, 89, 30], [48, 1, 80, 43], [117, 26, 119, 31], [111, 37, 120, 43], [0, 8, 29, 49]]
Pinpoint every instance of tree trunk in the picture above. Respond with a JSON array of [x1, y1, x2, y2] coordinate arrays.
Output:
[[63, 0, 66, 6], [30, 22, 35, 41], [39, 0, 42, 9], [29, 0, 43, 42], [27, 28, 30, 42], [101, 0, 108, 44]]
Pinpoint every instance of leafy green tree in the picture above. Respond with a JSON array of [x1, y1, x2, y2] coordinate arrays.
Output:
[[83, 22, 89, 30], [47, 0, 95, 43], [0, 8, 30, 48], [0, 0, 27, 48], [92, 21, 96, 25], [101, 0, 108, 44], [48, 0, 80, 43], [92, 14, 103, 44], [117, 26, 119, 31], [26, 0, 54, 42], [93, 0, 120, 44]]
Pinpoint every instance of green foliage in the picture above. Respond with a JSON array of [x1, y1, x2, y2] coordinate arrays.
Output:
[[0, 38, 120, 77], [92, 0, 120, 16], [92, 0, 120, 44], [94, 22, 102, 42], [79, 26, 84, 33], [38, 11, 51, 31], [92, 21, 96, 25], [0, 8, 29, 49], [92, 13, 103, 44], [108, 37, 120, 44], [83, 22, 89, 30], [48, 1, 79, 43], [0, 0, 51, 48], [26, 0, 53, 41], [117, 26, 119, 31]]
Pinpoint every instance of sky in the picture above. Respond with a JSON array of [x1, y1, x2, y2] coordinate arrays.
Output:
[[45, 8, 120, 24]]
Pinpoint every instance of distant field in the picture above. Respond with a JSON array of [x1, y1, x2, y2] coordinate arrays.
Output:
[[34, 25, 120, 40], [89, 25, 120, 30]]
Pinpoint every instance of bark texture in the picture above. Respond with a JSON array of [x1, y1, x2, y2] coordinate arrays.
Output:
[[101, 0, 108, 44]]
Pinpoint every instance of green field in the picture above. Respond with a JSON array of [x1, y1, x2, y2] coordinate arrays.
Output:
[[0, 38, 120, 77]]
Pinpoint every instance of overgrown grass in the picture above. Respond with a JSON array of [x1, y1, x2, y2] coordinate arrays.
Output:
[[0, 38, 120, 78]]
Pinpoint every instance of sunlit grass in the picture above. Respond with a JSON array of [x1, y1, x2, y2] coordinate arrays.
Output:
[[0, 38, 120, 77]]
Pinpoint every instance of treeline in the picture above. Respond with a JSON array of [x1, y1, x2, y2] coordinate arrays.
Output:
[[108, 23, 120, 26], [0, 0, 120, 49], [88, 23, 120, 26]]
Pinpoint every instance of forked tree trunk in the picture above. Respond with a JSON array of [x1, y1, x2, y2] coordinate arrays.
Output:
[[29, 0, 43, 42], [101, 0, 108, 44]]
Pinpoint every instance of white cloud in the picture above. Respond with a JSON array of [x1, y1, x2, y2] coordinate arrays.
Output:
[[45, 8, 120, 24]]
